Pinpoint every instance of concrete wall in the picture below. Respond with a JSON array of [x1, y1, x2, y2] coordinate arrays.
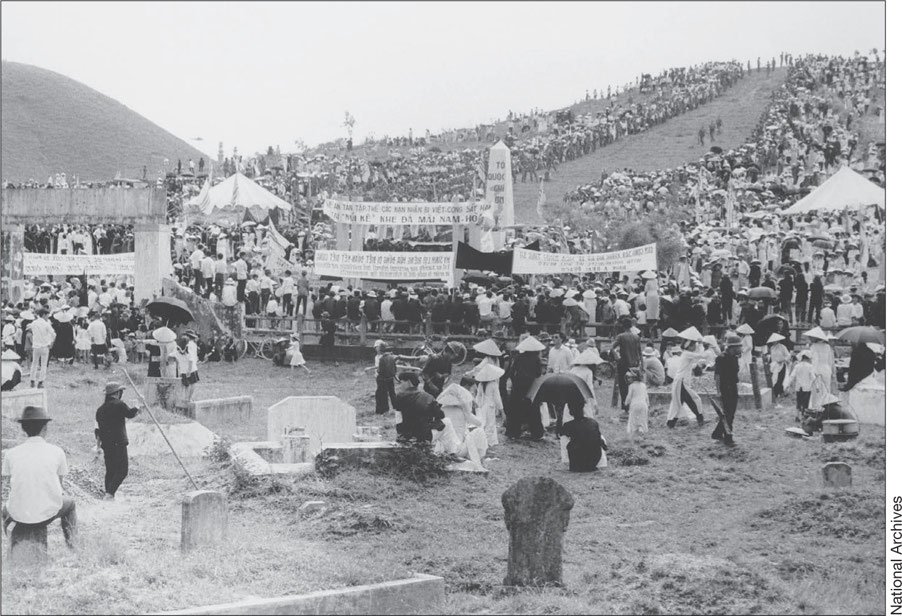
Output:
[[1, 187, 167, 225], [180, 396, 253, 431], [134, 223, 173, 304], [267, 396, 357, 455], [150, 574, 444, 615]]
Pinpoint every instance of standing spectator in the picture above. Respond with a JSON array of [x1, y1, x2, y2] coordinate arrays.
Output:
[[214, 253, 228, 297], [609, 318, 642, 411], [28, 309, 56, 388], [87, 312, 108, 370], [200, 251, 215, 297], [95, 382, 140, 500], [233, 253, 248, 303], [808, 275, 824, 324]]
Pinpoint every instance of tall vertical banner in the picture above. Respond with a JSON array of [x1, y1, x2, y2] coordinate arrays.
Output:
[[486, 140, 515, 228]]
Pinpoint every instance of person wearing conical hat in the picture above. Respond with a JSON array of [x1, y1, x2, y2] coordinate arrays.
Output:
[[803, 327, 835, 410], [433, 381, 487, 471], [735, 323, 755, 382], [766, 333, 791, 403], [712, 331, 743, 445], [507, 336, 545, 441], [624, 368, 649, 439], [474, 363, 505, 447], [666, 328, 707, 428], [785, 351, 815, 422], [1, 349, 22, 391]]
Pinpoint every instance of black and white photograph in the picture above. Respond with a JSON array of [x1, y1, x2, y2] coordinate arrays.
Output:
[[0, 2, 892, 614]]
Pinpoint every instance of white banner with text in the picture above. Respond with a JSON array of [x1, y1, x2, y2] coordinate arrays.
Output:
[[322, 199, 492, 226], [511, 243, 657, 274], [314, 250, 454, 281], [23, 252, 136, 276]]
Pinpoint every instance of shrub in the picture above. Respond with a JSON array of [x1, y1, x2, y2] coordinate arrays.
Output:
[[203, 437, 233, 465]]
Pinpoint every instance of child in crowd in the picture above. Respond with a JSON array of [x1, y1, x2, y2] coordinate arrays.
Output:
[[624, 368, 649, 438], [785, 350, 815, 422], [286, 334, 311, 373], [75, 319, 91, 364]]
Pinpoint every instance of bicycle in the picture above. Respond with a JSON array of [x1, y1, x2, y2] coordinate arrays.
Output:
[[234, 337, 282, 361], [410, 336, 468, 366]]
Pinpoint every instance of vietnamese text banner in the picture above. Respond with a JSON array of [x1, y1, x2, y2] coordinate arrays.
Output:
[[322, 199, 492, 226], [511, 243, 657, 274], [314, 251, 454, 281], [23, 252, 136, 276]]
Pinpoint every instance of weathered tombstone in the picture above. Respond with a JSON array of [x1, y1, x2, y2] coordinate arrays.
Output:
[[501, 476, 574, 587], [822, 462, 852, 489], [267, 396, 357, 456], [282, 427, 312, 463], [181, 490, 228, 551]]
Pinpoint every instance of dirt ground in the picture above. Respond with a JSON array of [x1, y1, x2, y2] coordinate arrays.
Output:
[[0, 357, 885, 615]]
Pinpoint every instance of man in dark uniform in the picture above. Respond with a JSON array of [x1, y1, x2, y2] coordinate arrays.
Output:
[[95, 382, 140, 499], [421, 345, 454, 398], [393, 372, 445, 443], [712, 332, 741, 445]]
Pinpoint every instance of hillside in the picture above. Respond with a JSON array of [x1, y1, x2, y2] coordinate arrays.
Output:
[[513, 68, 787, 223], [1, 61, 206, 182]]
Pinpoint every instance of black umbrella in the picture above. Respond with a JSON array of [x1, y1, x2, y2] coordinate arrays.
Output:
[[526, 373, 594, 405], [756, 314, 787, 331], [146, 296, 195, 324]]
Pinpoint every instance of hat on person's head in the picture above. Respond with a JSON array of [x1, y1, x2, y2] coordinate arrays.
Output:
[[678, 326, 703, 343], [374, 339, 386, 350], [799, 349, 812, 360], [549, 288, 564, 298], [367, 291, 377, 298], [701, 335, 718, 348], [16, 406, 51, 423], [803, 326, 829, 341], [2, 349, 21, 361], [152, 327, 177, 343], [183, 329, 198, 339], [515, 336, 546, 352], [736, 323, 755, 335], [840, 294, 852, 304], [19, 310, 35, 320], [767, 333, 786, 344], [572, 349, 603, 365], [642, 346, 658, 358], [104, 381, 126, 396], [723, 332, 743, 348], [661, 327, 680, 338], [473, 338, 502, 357], [473, 363, 505, 382]]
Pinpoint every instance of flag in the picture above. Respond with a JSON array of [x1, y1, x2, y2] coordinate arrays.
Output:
[[536, 179, 547, 218], [190, 173, 213, 214]]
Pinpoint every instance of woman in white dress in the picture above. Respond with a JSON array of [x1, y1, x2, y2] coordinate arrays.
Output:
[[568, 350, 600, 418], [736, 323, 755, 382], [473, 363, 503, 447], [767, 333, 792, 404], [666, 327, 708, 428], [804, 327, 835, 410], [434, 383, 488, 471], [286, 334, 311, 373]]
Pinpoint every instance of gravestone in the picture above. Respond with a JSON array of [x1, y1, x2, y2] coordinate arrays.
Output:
[[181, 490, 228, 551], [282, 427, 312, 463], [822, 462, 852, 489], [143, 377, 186, 411], [267, 396, 357, 456], [501, 476, 574, 587]]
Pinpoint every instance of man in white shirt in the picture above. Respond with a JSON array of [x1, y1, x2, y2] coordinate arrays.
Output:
[[2, 406, 77, 551], [87, 312, 109, 370], [232, 254, 248, 303], [221, 278, 238, 307], [200, 251, 216, 297], [612, 293, 631, 318], [546, 333, 573, 373], [27, 309, 56, 388], [835, 294, 855, 327], [476, 289, 496, 330], [189, 245, 205, 294]]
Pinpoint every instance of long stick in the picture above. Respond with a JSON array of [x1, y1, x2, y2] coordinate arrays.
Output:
[[121, 368, 199, 490]]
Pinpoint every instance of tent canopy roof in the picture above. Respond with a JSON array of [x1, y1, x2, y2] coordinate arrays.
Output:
[[192, 172, 292, 216], [781, 167, 885, 215]]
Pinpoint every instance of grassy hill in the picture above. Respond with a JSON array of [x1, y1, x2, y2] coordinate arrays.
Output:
[[1, 61, 206, 182], [513, 68, 788, 223]]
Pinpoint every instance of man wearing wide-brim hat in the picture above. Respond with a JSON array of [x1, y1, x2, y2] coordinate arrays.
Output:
[[95, 382, 141, 500], [2, 406, 78, 549]]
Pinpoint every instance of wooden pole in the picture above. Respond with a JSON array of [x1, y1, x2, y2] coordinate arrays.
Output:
[[120, 369, 200, 490], [749, 358, 763, 411]]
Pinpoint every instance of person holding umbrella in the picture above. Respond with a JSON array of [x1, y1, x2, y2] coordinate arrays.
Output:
[[95, 382, 140, 500]]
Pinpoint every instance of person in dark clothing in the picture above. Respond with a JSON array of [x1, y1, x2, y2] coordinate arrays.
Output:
[[393, 372, 445, 442], [447, 295, 465, 335], [807, 275, 824, 324], [421, 346, 454, 398], [794, 275, 809, 323], [319, 312, 337, 362], [363, 293, 381, 323], [748, 261, 762, 288], [511, 296, 529, 336], [507, 338, 545, 440], [560, 403, 606, 472], [368, 340, 413, 415], [719, 275, 735, 325], [841, 343, 876, 392], [712, 332, 742, 445], [430, 295, 449, 335], [95, 382, 140, 499], [462, 296, 479, 334], [610, 318, 642, 411]]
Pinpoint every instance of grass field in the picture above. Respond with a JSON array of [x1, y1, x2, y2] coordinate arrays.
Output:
[[0, 356, 884, 615]]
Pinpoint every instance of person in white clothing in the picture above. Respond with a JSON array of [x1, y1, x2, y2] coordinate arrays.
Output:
[[286, 334, 311, 373], [433, 382, 488, 471], [835, 294, 855, 326], [28, 309, 56, 388], [546, 333, 573, 373], [473, 363, 503, 447]]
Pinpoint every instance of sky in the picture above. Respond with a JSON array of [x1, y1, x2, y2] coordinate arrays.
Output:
[[1, 2, 886, 158]]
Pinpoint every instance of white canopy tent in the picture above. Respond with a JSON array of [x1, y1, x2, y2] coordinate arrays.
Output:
[[187, 173, 292, 223], [781, 167, 885, 215]]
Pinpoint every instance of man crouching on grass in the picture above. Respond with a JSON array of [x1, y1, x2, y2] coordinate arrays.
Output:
[[2, 406, 78, 549]]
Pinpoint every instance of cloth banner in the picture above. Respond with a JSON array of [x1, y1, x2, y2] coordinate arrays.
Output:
[[511, 243, 657, 275], [322, 199, 492, 226], [454, 240, 540, 276], [23, 252, 135, 276], [314, 250, 454, 281]]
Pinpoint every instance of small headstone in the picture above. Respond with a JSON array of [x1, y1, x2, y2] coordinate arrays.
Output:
[[181, 490, 228, 551], [300, 500, 327, 514], [501, 476, 574, 587], [282, 427, 312, 463], [822, 462, 852, 489]]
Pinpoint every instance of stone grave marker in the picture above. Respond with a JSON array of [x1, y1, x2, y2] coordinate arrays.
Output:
[[181, 490, 228, 551], [267, 396, 356, 456], [501, 476, 574, 587], [822, 462, 852, 489]]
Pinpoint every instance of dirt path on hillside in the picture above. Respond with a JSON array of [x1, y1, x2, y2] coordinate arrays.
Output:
[[512, 68, 786, 222]]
